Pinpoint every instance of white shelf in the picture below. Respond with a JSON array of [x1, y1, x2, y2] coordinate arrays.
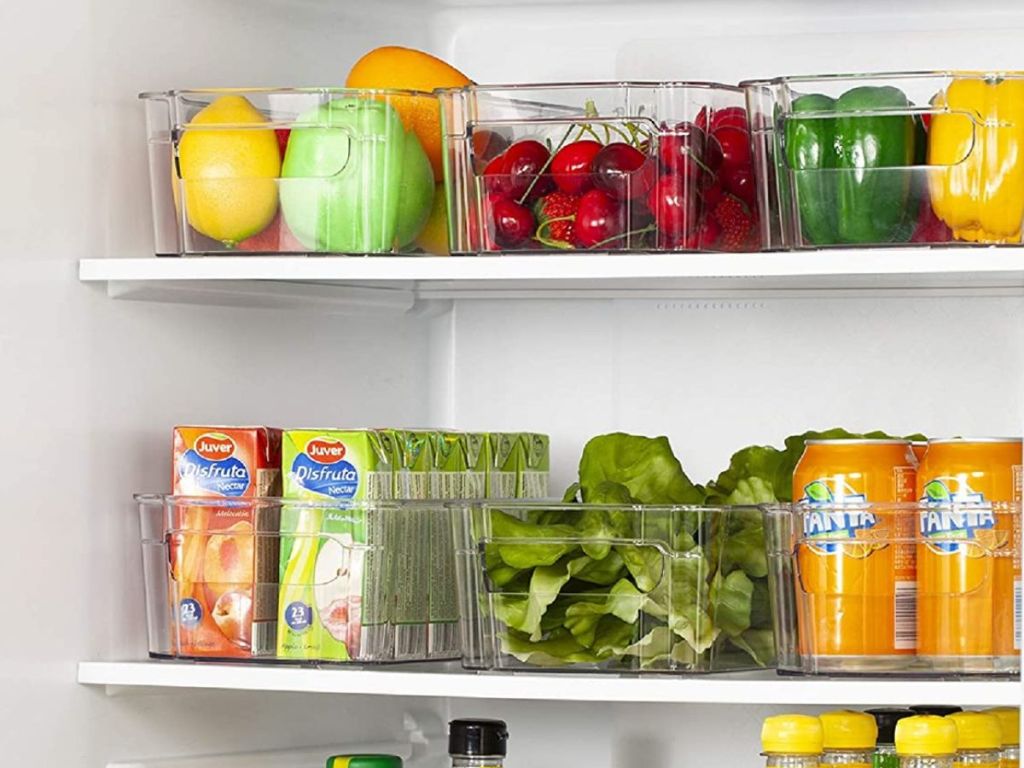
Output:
[[77, 661, 1021, 706], [79, 249, 1024, 312]]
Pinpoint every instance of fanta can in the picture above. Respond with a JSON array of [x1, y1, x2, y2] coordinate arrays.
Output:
[[793, 439, 917, 665], [916, 438, 1022, 667]]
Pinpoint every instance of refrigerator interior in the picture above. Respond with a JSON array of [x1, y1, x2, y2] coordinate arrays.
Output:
[[4, 0, 1023, 763]]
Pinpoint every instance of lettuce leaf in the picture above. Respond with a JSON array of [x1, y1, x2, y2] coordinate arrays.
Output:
[[563, 579, 644, 646], [709, 569, 754, 637], [578, 433, 705, 505]]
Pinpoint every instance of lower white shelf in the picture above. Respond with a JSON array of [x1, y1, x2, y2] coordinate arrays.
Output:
[[77, 661, 1021, 706]]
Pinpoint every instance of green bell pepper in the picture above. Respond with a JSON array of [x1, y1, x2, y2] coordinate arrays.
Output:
[[784, 85, 918, 245]]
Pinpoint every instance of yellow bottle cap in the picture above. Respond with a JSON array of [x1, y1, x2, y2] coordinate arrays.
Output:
[[896, 716, 958, 756], [763, 715, 824, 755], [948, 713, 1002, 751], [821, 711, 879, 750], [985, 708, 1021, 747]]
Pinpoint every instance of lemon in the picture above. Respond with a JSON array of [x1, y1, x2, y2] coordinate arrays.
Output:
[[415, 183, 451, 255], [178, 95, 281, 245]]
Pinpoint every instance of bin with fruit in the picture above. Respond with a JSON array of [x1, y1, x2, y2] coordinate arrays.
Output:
[[141, 87, 439, 256], [439, 82, 761, 254]]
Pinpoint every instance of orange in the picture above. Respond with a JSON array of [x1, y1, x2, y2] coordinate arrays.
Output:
[[415, 184, 451, 255], [345, 46, 472, 181]]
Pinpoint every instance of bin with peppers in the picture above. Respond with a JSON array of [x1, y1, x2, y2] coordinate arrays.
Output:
[[743, 72, 1024, 248]]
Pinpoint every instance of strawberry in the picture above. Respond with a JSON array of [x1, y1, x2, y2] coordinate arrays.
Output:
[[534, 191, 580, 248], [712, 193, 756, 251]]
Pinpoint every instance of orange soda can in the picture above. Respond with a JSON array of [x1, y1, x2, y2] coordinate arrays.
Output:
[[793, 439, 917, 664], [916, 438, 1021, 667]]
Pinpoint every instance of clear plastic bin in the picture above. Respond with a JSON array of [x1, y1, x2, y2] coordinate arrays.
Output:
[[743, 72, 1024, 249], [439, 82, 762, 255], [141, 88, 440, 256], [137, 494, 460, 663], [451, 501, 776, 672], [766, 502, 1021, 676]]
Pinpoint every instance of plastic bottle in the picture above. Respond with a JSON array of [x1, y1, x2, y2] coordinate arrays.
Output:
[[327, 756, 403, 768], [985, 708, 1020, 768], [821, 711, 878, 768], [948, 713, 1007, 768], [866, 708, 915, 768], [896, 715, 958, 768], [763, 714, 825, 768], [449, 719, 509, 768]]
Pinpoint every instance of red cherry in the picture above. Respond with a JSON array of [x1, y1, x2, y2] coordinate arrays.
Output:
[[483, 155, 511, 198], [574, 189, 626, 248], [472, 130, 511, 169], [551, 140, 602, 195], [705, 135, 724, 173], [498, 140, 553, 201], [721, 165, 757, 208], [648, 175, 698, 242], [694, 107, 710, 132], [659, 123, 706, 179], [713, 125, 751, 170], [593, 142, 655, 200], [491, 198, 535, 247], [711, 107, 748, 132], [701, 183, 725, 211]]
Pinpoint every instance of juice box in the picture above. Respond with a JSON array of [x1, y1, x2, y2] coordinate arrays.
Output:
[[793, 439, 917, 664], [519, 433, 550, 498], [464, 433, 488, 499], [486, 433, 523, 499], [391, 429, 434, 659], [427, 431, 465, 658], [170, 426, 282, 658], [276, 429, 394, 662]]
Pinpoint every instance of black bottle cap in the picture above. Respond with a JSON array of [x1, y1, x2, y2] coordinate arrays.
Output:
[[909, 706, 963, 717], [866, 709, 915, 745], [449, 719, 509, 758]]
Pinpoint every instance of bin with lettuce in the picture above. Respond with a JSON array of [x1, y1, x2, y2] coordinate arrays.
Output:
[[474, 427, 921, 670]]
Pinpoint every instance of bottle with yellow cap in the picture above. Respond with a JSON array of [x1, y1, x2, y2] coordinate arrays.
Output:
[[763, 714, 825, 768], [867, 708, 915, 768], [983, 709, 1020, 768], [896, 715, 959, 768], [821, 711, 879, 768], [948, 712, 1003, 768]]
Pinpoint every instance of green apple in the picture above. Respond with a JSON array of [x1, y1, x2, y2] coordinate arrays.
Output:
[[394, 131, 434, 249], [280, 98, 433, 253]]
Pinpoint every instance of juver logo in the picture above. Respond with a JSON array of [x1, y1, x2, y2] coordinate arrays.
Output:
[[195, 433, 235, 460], [307, 438, 346, 464]]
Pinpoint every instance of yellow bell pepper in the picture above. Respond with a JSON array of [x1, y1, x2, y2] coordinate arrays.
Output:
[[928, 76, 1024, 243]]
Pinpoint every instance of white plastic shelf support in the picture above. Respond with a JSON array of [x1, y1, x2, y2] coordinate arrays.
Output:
[[77, 661, 1021, 706]]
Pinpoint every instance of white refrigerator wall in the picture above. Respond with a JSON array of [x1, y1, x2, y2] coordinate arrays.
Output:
[[2, 0, 1021, 764], [0, 0, 441, 764]]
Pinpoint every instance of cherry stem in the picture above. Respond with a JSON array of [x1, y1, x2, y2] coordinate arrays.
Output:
[[534, 214, 576, 249], [587, 223, 657, 251]]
